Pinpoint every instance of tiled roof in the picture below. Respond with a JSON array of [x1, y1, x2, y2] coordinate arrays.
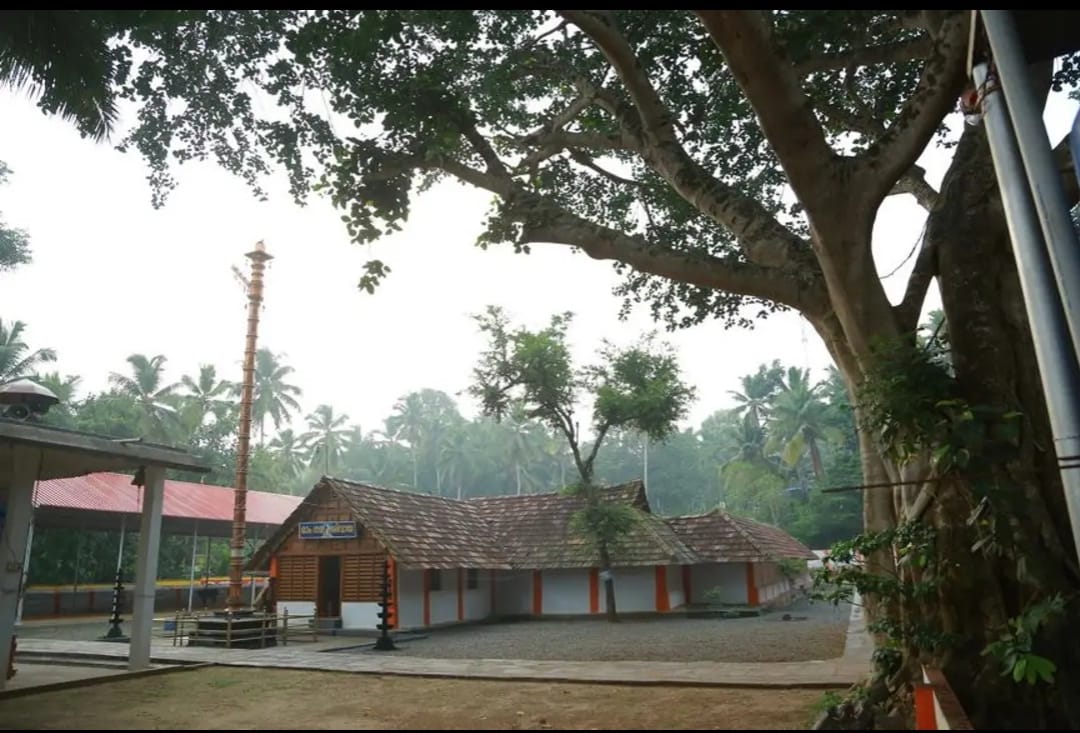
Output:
[[330, 478, 508, 570], [249, 476, 812, 571], [726, 514, 817, 560], [665, 510, 816, 562], [468, 481, 697, 568]]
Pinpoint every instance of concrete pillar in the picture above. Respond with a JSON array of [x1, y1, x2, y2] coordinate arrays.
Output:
[[15, 517, 33, 625], [129, 465, 165, 671], [0, 446, 41, 689]]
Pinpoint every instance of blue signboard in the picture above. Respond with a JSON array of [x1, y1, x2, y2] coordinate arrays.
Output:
[[298, 520, 359, 540]]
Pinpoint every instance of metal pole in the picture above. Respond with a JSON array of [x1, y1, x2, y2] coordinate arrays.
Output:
[[980, 10, 1080, 354], [115, 516, 126, 575], [105, 516, 127, 639], [974, 61, 1080, 561], [229, 240, 273, 612], [642, 433, 649, 491], [187, 523, 198, 613], [15, 518, 33, 625]]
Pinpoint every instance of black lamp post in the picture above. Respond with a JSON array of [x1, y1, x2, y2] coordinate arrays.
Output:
[[373, 558, 397, 651]]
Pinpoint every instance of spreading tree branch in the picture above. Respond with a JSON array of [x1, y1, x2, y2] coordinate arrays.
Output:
[[572, 76, 812, 272], [583, 421, 612, 475], [890, 164, 939, 210], [558, 10, 678, 141], [696, 10, 839, 207], [453, 109, 511, 179], [434, 155, 815, 310], [855, 12, 969, 207], [514, 129, 629, 175], [895, 237, 937, 333], [509, 194, 817, 312], [795, 36, 934, 76], [521, 19, 814, 275], [567, 150, 644, 188]]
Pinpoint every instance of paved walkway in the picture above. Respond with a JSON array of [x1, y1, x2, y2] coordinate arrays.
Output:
[[15, 602, 871, 689]]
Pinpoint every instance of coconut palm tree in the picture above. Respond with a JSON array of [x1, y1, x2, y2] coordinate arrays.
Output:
[[301, 404, 349, 475], [30, 371, 79, 425], [0, 11, 201, 140], [437, 424, 491, 500], [0, 319, 56, 385], [245, 348, 303, 443], [502, 407, 543, 495], [179, 364, 233, 427], [268, 428, 308, 478], [108, 353, 179, 440], [728, 360, 784, 431], [765, 367, 843, 480], [386, 392, 425, 489], [1, 11, 126, 141], [31, 371, 80, 403]]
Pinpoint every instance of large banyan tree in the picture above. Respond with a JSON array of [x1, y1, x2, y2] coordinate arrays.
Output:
[[47, 9, 1080, 727]]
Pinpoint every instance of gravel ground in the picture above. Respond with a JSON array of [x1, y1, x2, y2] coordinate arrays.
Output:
[[16, 620, 111, 641], [394, 598, 851, 663]]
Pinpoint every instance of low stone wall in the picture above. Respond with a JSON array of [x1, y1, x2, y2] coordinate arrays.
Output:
[[22, 580, 266, 619]]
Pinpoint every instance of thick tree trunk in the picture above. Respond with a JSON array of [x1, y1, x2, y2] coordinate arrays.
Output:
[[814, 123, 1080, 729], [796, 119, 1080, 727], [928, 124, 1080, 728]]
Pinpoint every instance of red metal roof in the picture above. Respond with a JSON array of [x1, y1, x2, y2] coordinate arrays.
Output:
[[32, 472, 301, 527]]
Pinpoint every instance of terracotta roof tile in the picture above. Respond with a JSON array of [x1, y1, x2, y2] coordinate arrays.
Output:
[[249, 477, 811, 572], [468, 481, 696, 568], [329, 478, 508, 570], [666, 511, 816, 562]]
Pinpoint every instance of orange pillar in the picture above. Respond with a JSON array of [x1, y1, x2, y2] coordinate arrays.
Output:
[[681, 565, 692, 605], [589, 568, 600, 614], [457, 568, 464, 622], [532, 570, 543, 615], [422, 569, 431, 627], [654, 566, 670, 612], [914, 683, 937, 730], [745, 563, 760, 607], [388, 557, 398, 629]]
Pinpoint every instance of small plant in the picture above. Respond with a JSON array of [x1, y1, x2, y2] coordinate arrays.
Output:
[[983, 594, 1066, 685], [777, 557, 807, 582], [811, 690, 844, 715]]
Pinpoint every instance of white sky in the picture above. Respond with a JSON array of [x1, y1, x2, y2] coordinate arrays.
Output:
[[0, 88, 1075, 437]]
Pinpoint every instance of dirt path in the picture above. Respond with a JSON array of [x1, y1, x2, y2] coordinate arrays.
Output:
[[0, 667, 836, 730]]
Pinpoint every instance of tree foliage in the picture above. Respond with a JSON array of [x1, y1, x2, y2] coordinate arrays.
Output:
[[469, 304, 694, 618], [0, 162, 31, 273], [11, 9, 1080, 723]]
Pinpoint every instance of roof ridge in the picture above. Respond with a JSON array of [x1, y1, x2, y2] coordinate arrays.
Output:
[[720, 511, 771, 559], [635, 510, 700, 563], [664, 508, 722, 522], [466, 479, 645, 501], [328, 477, 508, 566], [324, 475, 481, 507]]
